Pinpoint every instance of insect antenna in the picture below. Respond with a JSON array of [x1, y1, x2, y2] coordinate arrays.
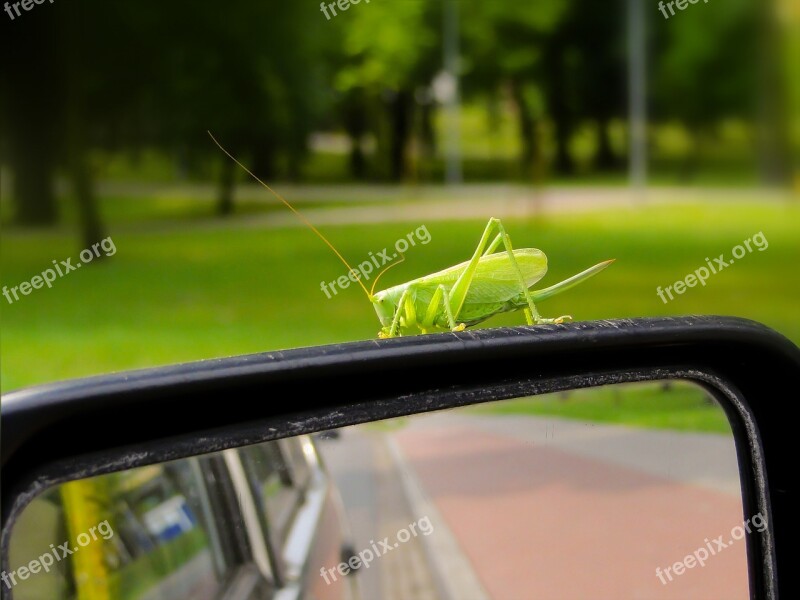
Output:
[[208, 131, 372, 299], [370, 253, 406, 296]]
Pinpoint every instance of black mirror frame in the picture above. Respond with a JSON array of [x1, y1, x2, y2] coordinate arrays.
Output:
[[2, 316, 798, 599]]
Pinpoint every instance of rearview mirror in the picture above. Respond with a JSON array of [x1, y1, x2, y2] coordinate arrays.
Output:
[[2, 317, 797, 599]]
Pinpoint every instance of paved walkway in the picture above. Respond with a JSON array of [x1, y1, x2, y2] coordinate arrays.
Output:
[[404, 413, 741, 496], [66, 183, 790, 236], [392, 413, 748, 600], [318, 411, 750, 599], [319, 430, 440, 600]]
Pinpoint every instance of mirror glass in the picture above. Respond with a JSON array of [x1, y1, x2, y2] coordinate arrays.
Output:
[[8, 381, 755, 599]]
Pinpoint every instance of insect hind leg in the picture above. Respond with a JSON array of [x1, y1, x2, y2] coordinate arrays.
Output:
[[494, 219, 572, 325], [422, 284, 465, 333]]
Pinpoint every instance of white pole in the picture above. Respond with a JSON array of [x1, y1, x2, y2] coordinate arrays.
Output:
[[628, 0, 647, 196], [443, 0, 463, 185]]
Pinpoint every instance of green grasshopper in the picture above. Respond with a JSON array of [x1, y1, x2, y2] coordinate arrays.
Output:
[[209, 132, 614, 338]]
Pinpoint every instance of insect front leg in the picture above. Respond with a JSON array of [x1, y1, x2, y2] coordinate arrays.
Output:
[[379, 288, 413, 339]]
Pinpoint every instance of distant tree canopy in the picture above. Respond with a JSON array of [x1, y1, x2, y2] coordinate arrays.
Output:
[[0, 0, 792, 236]]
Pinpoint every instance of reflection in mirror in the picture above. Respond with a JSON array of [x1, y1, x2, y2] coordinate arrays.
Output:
[[8, 381, 754, 599]]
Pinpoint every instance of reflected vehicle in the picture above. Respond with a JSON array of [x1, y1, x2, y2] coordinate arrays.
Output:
[[8, 437, 359, 600]]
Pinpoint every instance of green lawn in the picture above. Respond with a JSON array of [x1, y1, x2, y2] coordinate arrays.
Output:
[[2, 196, 799, 398], [471, 381, 734, 434]]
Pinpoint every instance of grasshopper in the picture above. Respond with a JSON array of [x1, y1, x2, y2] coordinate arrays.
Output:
[[209, 132, 613, 338]]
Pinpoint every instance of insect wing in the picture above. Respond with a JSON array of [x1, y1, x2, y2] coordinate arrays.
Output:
[[415, 249, 548, 304]]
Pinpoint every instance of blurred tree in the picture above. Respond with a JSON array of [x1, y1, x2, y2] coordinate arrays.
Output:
[[2, 0, 792, 204], [1, 0, 330, 228], [334, 0, 440, 181], [461, 0, 567, 178], [755, 0, 793, 184], [1, 3, 112, 248], [340, 87, 371, 179], [2, 12, 63, 228], [131, 0, 328, 214], [651, 0, 767, 181], [556, 0, 627, 172]]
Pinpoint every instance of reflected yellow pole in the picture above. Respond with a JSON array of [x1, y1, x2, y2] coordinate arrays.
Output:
[[60, 480, 111, 600]]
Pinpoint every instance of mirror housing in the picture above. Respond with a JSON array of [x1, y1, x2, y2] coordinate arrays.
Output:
[[2, 316, 798, 599]]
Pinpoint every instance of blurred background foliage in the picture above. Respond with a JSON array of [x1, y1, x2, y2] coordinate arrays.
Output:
[[1, 0, 798, 392]]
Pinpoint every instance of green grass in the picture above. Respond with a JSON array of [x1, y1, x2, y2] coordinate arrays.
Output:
[[471, 382, 734, 434], [2, 196, 799, 397]]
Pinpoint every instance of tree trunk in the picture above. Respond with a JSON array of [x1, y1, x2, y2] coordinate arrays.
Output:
[[548, 42, 575, 176], [342, 90, 369, 180], [69, 153, 106, 251], [65, 105, 107, 250], [553, 115, 574, 176], [678, 126, 700, 184], [5, 12, 60, 226], [388, 90, 412, 181], [756, 0, 791, 185], [510, 81, 539, 178], [10, 137, 59, 226], [419, 101, 437, 158], [349, 139, 366, 180], [217, 157, 235, 216], [595, 118, 619, 171], [250, 139, 275, 180]]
